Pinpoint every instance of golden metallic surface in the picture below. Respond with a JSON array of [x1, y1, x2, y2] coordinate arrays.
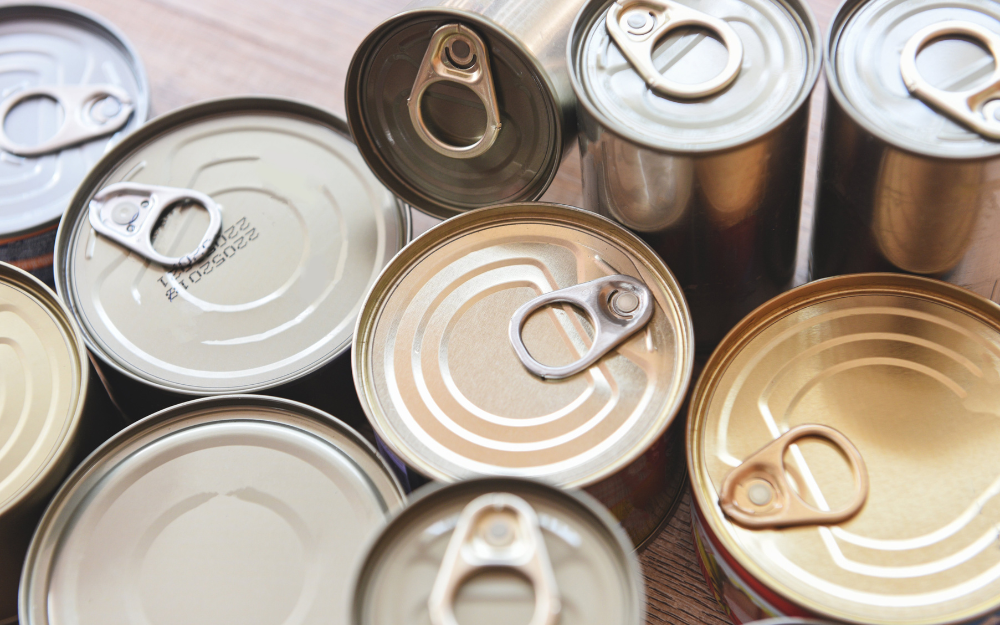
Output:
[[689, 274, 1000, 624], [354, 204, 692, 488]]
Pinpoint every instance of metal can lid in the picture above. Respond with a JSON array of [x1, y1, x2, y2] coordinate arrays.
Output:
[[688, 274, 1000, 624], [570, 0, 819, 152], [346, 10, 561, 218], [56, 97, 408, 395], [0, 2, 149, 236], [0, 262, 86, 514], [354, 203, 693, 487], [21, 395, 405, 625], [351, 477, 643, 625], [830, 0, 1000, 158]]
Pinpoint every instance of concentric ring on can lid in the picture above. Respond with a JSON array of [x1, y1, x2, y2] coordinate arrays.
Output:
[[689, 274, 1000, 624], [830, 0, 1000, 158], [20, 395, 405, 625], [55, 97, 409, 395], [351, 477, 644, 625], [570, 0, 819, 151], [0, 262, 86, 513], [0, 2, 149, 236], [354, 203, 693, 487]]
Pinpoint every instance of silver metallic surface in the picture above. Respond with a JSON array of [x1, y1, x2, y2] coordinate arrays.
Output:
[[88, 183, 223, 268]]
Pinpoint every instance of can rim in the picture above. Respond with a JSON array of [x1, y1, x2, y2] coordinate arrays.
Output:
[[0, 0, 152, 237], [567, 0, 822, 155], [824, 0, 1000, 161], [0, 261, 88, 518], [686, 272, 1000, 625], [353, 202, 694, 489], [348, 476, 645, 625], [345, 7, 564, 219], [19, 393, 407, 624], [53, 95, 411, 396]]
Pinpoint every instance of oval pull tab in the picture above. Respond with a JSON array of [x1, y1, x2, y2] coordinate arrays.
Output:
[[428, 493, 560, 625], [901, 21, 1000, 140], [407, 23, 502, 159], [88, 182, 223, 268], [509, 274, 653, 380], [606, 0, 743, 99], [719, 424, 869, 530], [0, 84, 134, 156]]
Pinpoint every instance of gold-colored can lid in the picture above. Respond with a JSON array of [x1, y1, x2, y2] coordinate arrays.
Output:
[[0, 262, 86, 513], [688, 274, 1000, 624], [354, 203, 693, 487]]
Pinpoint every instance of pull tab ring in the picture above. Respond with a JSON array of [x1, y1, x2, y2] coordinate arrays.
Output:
[[901, 21, 1000, 140], [88, 182, 223, 268], [407, 23, 502, 159], [719, 424, 869, 530], [428, 493, 561, 625], [509, 274, 653, 380], [606, 0, 743, 99], [0, 84, 134, 156]]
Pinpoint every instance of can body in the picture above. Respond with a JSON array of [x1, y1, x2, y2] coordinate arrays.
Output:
[[346, 0, 585, 218]]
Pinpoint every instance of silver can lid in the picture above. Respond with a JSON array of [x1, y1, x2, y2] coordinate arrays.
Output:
[[571, 0, 819, 152], [0, 2, 149, 236], [21, 395, 405, 625], [351, 478, 643, 625], [830, 0, 1000, 158], [55, 97, 408, 395]]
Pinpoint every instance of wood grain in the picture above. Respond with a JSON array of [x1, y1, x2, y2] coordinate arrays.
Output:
[[63, 0, 840, 622]]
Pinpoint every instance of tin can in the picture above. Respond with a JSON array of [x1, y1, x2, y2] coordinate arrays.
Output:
[[568, 0, 821, 351], [688, 273, 1000, 624], [19, 395, 405, 625], [811, 0, 1000, 303], [54, 97, 410, 424], [351, 477, 643, 625], [345, 0, 586, 219], [353, 203, 693, 547], [0, 2, 149, 288]]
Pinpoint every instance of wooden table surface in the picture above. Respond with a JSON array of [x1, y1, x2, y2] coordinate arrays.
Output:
[[62, 0, 838, 622]]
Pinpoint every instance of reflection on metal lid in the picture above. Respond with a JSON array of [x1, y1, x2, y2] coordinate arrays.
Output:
[[689, 274, 1000, 624]]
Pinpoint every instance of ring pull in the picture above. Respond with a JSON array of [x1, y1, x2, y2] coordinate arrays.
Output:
[[606, 0, 743, 99], [88, 182, 223, 268], [0, 84, 134, 156], [719, 424, 869, 530], [901, 21, 1000, 140], [407, 23, 502, 159], [428, 493, 561, 625], [509, 274, 653, 380]]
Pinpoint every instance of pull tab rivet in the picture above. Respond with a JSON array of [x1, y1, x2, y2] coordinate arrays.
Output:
[[613, 291, 640, 315], [485, 520, 512, 546], [747, 480, 773, 506], [111, 202, 139, 226]]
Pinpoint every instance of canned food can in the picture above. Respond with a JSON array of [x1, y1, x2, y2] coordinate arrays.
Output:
[[19, 395, 405, 625], [54, 97, 410, 423], [811, 0, 1000, 303], [353, 203, 694, 547], [345, 0, 586, 218], [568, 0, 821, 351], [0, 2, 149, 288], [0, 262, 97, 621], [688, 273, 1000, 624], [351, 477, 644, 625]]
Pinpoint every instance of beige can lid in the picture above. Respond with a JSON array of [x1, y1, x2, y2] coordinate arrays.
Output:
[[0, 262, 85, 514], [689, 274, 1000, 624], [354, 204, 693, 487]]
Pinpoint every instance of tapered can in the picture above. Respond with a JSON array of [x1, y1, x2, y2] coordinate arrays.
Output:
[[0, 2, 149, 287], [54, 97, 409, 424], [19, 395, 405, 625], [569, 0, 821, 352], [811, 0, 1000, 304], [353, 203, 693, 548], [350, 477, 644, 625], [346, 0, 586, 219], [688, 273, 1000, 624]]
